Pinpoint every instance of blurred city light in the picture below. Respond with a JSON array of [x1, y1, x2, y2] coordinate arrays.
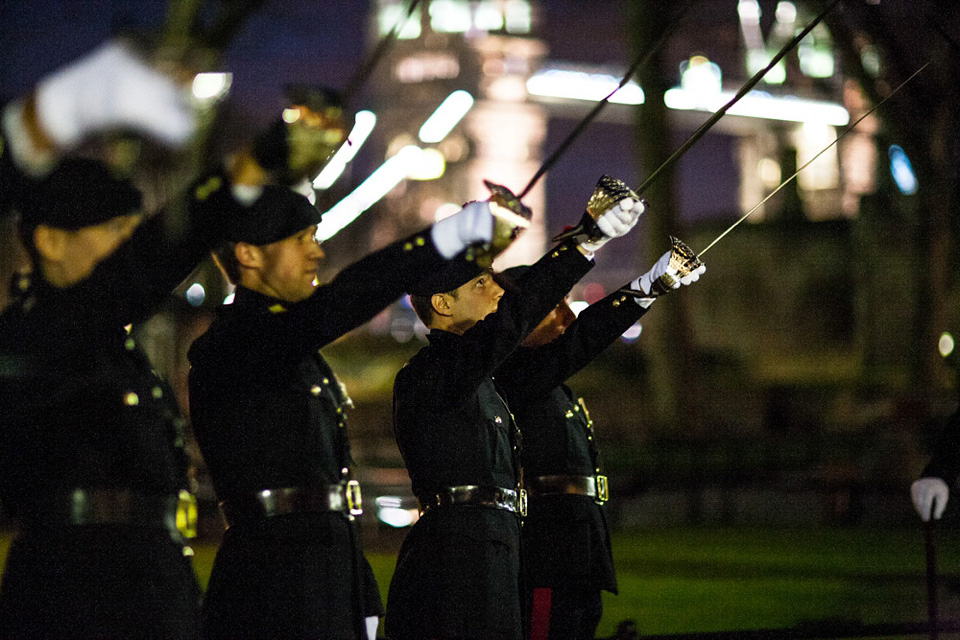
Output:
[[526, 69, 644, 105], [314, 110, 378, 190], [419, 90, 474, 143], [185, 283, 205, 307], [569, 300, 589, 316], [621, 322, 643, 343], [375, 496, 418, 527], [316, 146, 424, 242], [191, 72, 232, 102], [888, 145, 918, 195], [407, 148, 446, 180], [940, 332, 955, 358], [664, 88, 849, 125]]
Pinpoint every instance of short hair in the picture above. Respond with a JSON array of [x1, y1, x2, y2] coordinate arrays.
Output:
[[211, 241, 241, 285], [409, 288, 459, 327]]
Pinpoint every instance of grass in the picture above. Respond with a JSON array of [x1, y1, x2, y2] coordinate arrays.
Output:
[[3, 525, 958, 638]]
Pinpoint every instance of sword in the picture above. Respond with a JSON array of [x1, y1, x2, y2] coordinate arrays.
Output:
[[552, 0, 842, 245], [342, 0, 422, 103], [517, 0, 698, 201], [697, 60, 931, 257], [925, 505, 939, 640]]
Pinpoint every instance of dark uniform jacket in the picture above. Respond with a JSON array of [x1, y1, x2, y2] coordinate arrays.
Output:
[[0, 153, 221, 638], [187, 230, 447, 640], [922, 400, 960, 483], [497, 288, 650, 595], [386, 242, 593, 640]]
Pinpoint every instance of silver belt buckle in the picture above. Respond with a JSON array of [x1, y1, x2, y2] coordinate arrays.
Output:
[[346, 480, 363, 516], [596, 475, 609, 503], [517, 488, 528, 517]]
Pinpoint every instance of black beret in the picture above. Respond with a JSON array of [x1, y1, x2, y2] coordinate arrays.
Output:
[[408, 256, 484, 296], [20, 158, 142, 229], [221, 185, 323, 245]]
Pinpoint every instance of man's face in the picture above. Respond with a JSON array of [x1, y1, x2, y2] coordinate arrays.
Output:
[[445, 271, 504, 333], [521, 298, 576, 348], [253, 224, 324, 302], [40, 213, 143, 287]]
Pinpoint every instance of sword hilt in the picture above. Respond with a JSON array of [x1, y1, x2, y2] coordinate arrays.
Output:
[[618, 236, 703, 298], [552, 175, 639, 243], [466, 181, 533, 268]]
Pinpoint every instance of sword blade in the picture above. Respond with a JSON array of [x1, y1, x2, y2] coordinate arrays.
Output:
[[517, 0, 698, 200], [633, 0, 841, 199], [698, 60, 931, 257], [342, 0, 422, 103]]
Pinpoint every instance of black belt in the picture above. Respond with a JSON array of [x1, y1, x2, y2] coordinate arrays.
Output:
[[526, 474, 609, 503], [25, 488, 197, 538], [418, 485, 527, 517], [219, 482, 363, 528]]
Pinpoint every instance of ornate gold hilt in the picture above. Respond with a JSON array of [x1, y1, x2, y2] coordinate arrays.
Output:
[[619, 236, 703, 298], [467, 181, 533, 268], [552, 175, 639, 243]]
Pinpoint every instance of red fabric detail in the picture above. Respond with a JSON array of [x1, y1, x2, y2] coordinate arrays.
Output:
[[530, 587, 553, 640]]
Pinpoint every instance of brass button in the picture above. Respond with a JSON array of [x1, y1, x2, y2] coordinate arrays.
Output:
[[151, 387, 163, 399], [494, 416, 503, 424], [123, 392, 139, 406], [310, 385, 322, 396]]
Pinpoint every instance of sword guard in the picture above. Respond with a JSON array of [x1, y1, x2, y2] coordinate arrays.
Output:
[[552, 175, 639, 243], [468, 181, 533, 268], [618, 236, 703, 298]]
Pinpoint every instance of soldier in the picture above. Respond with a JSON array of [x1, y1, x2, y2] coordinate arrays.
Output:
[[911, 409, 960, 522], [0, 41, 203, 638], [186, 100, 507, 637], [494, 251, 705, 640], [385, 187, 643, 640]]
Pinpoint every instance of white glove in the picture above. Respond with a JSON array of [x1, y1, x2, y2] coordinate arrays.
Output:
[[430, 200, 494, 259], [628, 249, 707, 306], [579, 197, 644, 254], [33, 41, 196, 150], [912, 477, 949, 521], [365, 615, 379, 640], [291, 177, 317, 205]]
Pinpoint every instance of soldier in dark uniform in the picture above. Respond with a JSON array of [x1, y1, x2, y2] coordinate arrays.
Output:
[[911, 408, 960, 521], [186, 161, 504, 636], [0, 41, 206, 639], [494, 251, 705, 640], [385, 189, 643, 640]]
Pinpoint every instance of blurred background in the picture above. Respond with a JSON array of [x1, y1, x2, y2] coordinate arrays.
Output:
[[4, 0, 960, 634]]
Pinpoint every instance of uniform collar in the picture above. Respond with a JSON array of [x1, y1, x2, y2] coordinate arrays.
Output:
[[231, 286, 289, 314]]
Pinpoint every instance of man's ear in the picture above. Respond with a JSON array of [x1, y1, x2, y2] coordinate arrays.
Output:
[[33, 225, 67, 262], [431, 293, 453, 318], [234, 242, 262, 269]]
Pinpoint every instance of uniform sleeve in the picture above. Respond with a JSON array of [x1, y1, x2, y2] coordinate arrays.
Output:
[[400, 243, 594, 408], [66, 169, 234, 326], [497, 284, 650, 401], [276, 228, 448, 350]]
